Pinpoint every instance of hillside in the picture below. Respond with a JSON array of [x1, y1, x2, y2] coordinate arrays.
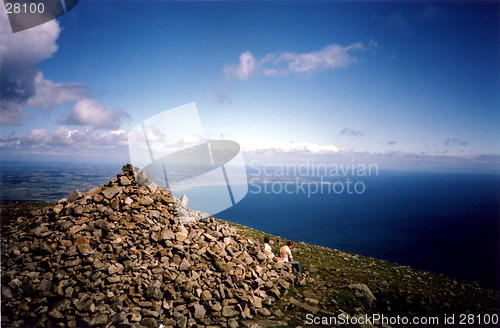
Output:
[[1, 165, 499, 328], [225, 220, 500, 327]]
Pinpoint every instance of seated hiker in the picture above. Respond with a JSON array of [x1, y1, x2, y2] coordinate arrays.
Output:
[[279, 241, 301, 273], [263, 236, 274, 258]]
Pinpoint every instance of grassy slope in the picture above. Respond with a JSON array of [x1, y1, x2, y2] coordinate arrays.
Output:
[[221, 219, 500, 327]]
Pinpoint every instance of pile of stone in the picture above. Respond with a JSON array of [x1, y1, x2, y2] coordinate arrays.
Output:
[[1, 164, 298, 328], [174, 195, 210, 225]]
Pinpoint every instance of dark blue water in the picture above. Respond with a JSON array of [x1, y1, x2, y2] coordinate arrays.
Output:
[[217, 171, 500, 288]]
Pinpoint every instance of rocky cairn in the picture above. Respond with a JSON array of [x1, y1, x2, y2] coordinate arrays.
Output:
[[1, 164, 298, 328]]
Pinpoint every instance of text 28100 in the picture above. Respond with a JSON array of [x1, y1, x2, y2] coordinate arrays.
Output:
[[5, 2, 45, 14], [459, 314, 498, 325]]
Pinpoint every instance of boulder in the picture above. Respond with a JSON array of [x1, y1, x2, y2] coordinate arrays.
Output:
[[348, 283, 376, 307]]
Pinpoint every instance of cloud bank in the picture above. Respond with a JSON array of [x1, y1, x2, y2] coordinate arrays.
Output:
[[1, 127, 127, 153], [241, 141, 343, 154], [21, 127, 128, 147], [60, 98, 130, 130], [27, 72, 87, 110], [223, 42, 372, 80], [1, 127, 130, 162], [0, 9, 60, 125]]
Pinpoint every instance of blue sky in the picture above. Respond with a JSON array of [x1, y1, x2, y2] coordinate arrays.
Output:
[[1, 1, 499, 172]]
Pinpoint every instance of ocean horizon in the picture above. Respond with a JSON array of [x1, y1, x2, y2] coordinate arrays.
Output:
[[1, 161, 499, 288], [218, 171, 500, 289]]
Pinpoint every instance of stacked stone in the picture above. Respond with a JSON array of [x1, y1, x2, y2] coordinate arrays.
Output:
[[1, 164, 297, 328], [174, 195, 210, 225]]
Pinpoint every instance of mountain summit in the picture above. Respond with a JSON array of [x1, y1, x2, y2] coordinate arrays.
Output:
[[1, 164, 298, 328]]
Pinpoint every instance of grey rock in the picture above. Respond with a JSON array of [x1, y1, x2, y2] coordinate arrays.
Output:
[[180, 194, 188, 207], [53, 203, 64, 214], [108, 263, 124, 275], [142, 309, 160, 317], [141, 317, 157, 327], [222, 305, 239, 318], [34, 225, 49, 237], [256, 252, 268, 262], [90, 313, 108, 326], [48, 308, 64, 319], [289, 297, 320, 314], [111, 311, 127, 323], [102, 185, 121, 199], [146, 181, 158, 192], [73, 205, 84, 215], [228, 318, 239, 328], [145, 286, 163, 300], [160, 230, 175, 240], [140, 196, 154, 206], [257, 308, 271, 316], [74, 299, 89, 311], [110, 198, 120, 210], [37, 279, 52, 292], [94, 219, 109, 231], [193, 303, 206, 320], [67, 190, 82, 202], [53, 298, 71, 311], [179, 258, 191, 271], [65, 258, 82, 268], [119, 175, 131, 186], [348, 283, 376, 307], [201, 290, 212, 302], [2, 285, 13, 298], [177, 316, 188, 328], [129, 311, 141, 322], [106, 276, 121, 283], [211, 302, 222, 312]]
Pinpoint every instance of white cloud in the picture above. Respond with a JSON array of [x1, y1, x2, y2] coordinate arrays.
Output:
[[179, 133, 205, 146], [0, 135, 20, 148], [0, 9, 60, 125], [273, 43, 364, 75], [223, 51, 257, 80], [23, 128, 51, 144], [60, 98, 130, 130], [21, 127, 128, 148], [223, 42, 372, 80], [27, 72, 88, 110], [241, 140, 343, 154], [0, 10, 59, 64]]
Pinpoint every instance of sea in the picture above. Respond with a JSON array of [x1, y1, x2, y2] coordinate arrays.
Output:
[[1, 161, 499, 289]]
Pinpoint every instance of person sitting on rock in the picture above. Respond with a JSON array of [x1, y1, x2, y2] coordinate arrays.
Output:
[[263, 236, 274, 258], [279, 241, 301, 273]]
